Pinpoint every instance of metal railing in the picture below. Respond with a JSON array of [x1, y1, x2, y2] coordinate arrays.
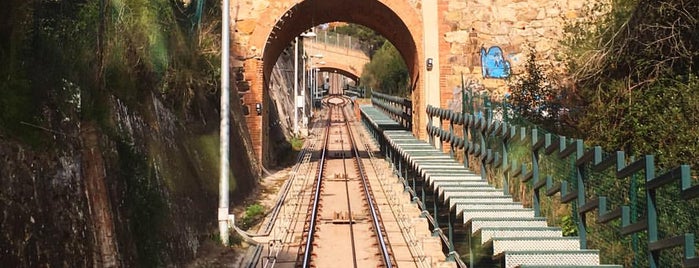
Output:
[[344, 85, 366, 98], [372, 91, 412, 130], [424, 85, 699, 267]]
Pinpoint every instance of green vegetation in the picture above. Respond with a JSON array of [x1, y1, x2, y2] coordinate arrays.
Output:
[[189, 134, 238, 194], [564, 0, 699, 168], [360, 41, 410, 97], [289, 136, 304, 151], [333, 24, 386, 57], [527, 0, 698, 266], [498, 1, 698, 266], [332, 24, 409, 96], [238, 203, 266, 230], [1, 0, 229, 265], [506, 49, 568, 134], [0, 0, 220, 136]]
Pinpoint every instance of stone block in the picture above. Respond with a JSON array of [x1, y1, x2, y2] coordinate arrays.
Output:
[[516, 7, 540, 21], [237, 20, 257, 35], [495, 6, 517, 23], [444, 30, 471, 44], [448, 1, 468, 11], [445, 11, 463, 22]]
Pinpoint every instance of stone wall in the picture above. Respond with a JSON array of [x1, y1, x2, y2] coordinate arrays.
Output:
[[440, 0, 597, 104]]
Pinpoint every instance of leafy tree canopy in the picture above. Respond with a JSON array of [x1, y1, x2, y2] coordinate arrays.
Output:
[[359, 41, 409, 97]]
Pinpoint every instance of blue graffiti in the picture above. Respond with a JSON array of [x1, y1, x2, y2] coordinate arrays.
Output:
[[480, 46, 511, 79]]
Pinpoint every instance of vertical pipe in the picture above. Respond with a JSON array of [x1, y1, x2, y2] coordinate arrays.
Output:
[[301, 47, 306, 129], [218, 0, 230, 246], [293, 37, 299, 135]]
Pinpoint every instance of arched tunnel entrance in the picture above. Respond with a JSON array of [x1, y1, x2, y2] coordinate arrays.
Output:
[[241, 0, 426, 167]]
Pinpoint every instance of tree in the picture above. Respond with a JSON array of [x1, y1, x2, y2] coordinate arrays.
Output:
[[565, 0, 699, 167], [360, 41, 409, 97], [507, 49, 566, 132], [333, 24, 386, 57]]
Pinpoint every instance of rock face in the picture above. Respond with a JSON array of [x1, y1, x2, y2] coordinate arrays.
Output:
[[0, 90, 257, 266]]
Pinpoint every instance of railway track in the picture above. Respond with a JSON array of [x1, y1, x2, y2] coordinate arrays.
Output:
[[298, 96, 396, 268]]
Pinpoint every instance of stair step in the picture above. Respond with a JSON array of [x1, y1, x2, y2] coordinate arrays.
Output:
[[452, 201, 524, 214], [420, 167, 470, 177], [503, 250, 600, 268], [492, 237, 580, 256], [428, 177, 484, 186], [442, 188, 507, 200], [431, 181, 491, 189], [478, 227, 563, 244], [435, 184, 495, 195], [447, 195, 514, 206], [462, 209, 535, 224], [517, 265, 622, 268], [470, 217, 549, 234]]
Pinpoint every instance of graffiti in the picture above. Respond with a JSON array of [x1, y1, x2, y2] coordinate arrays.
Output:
[[480, 46, 511, 79]]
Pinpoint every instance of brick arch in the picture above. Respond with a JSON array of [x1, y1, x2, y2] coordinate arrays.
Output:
[[242, 0, 425, 166], [316, 66, 360, 83]]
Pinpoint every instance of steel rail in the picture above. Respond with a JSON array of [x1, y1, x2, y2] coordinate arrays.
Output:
[[301, 107, 332, 267], [342, 105, 394, 268]]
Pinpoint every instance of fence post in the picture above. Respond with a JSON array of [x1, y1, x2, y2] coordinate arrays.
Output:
[[449, 112, 455, 158], [428, 106, 435, 147], [645, 155, 659, 268], [461, 74, 470, 169], [502, 97, 510, 195], [531, 129, 541, 217], [575, 145, 588, 249]]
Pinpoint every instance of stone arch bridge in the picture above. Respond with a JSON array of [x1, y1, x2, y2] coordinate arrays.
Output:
[[232, 0, 595, 170], [304, 39, 369, 83]]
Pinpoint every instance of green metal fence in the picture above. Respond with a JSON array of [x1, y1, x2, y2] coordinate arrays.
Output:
[[423, 82, 699, 267], [372, 91, 412, 130]]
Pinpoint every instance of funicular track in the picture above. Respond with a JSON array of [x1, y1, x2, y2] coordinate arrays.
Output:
[[298, 96, 396, 268]]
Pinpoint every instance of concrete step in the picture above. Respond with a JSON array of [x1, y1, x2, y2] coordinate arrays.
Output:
[[492, 237, 581, 256], [424, 172, 479, 181], [452, 202, 525, 216], [478, 227, 563, 244], [441, 188, 507, 200], [427, 176, 483, 185], [448, 195, 515, 207], [462, 209, 535, 224], [470, 217, 549, 234], [502, 250, 600, 268], [517, 265, 622, 268], [431, 180, 491, 187]]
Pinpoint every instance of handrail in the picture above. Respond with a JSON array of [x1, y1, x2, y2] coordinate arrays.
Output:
[[425, 90, 699, 267], [372, 91, 412, 130]]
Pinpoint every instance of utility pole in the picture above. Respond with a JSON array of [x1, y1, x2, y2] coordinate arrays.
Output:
[[219, 0, 231, 246], [293, 37, 299, 135]]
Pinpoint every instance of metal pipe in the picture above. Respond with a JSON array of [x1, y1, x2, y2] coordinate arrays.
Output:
[[294, 36, 299, 135], [218, 0, 231, 245], [301, 48, 306, 130]]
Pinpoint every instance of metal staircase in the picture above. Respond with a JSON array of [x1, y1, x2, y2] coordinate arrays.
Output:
[[360, 104, 622, 268]]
